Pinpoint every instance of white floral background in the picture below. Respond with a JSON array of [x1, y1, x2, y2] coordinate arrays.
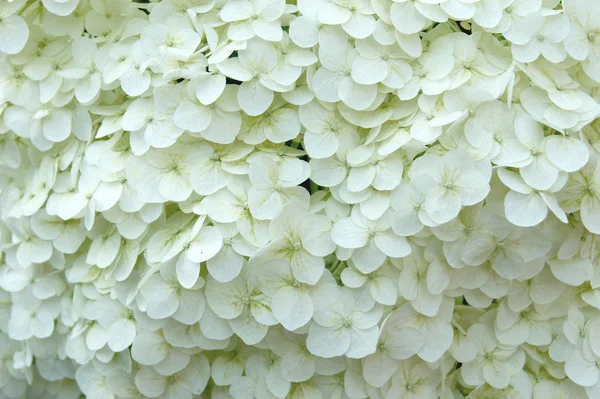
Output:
[[0, 0, 600, 398]]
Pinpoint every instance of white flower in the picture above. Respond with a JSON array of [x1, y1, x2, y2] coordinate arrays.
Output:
[[299, 100, 356, 159], [9, 287, 60, 341], [464, 100, 530, 167], [511, 14, 570, 63], [102, 41, 152, 97], [7, 168, 54, 219], [217, 38, 286, 116], [247, 154, 310, 220], [7, 217, 53, 267], [519, 66, 600, 131], [250, 259, 322, 330], [251, 202, 335, 285], [192, 141, 254, 196], [340, 261, 399, 306], [435, 32, 507, 93], [409, 94, 462, 142], [204, 223, 255, 283], [126, 143, 213, 202], [229, 351, 290, 399], [319, 0, 376, 39], [4, 96, 73, 151], [76, 362, 136, 399], [390, 0, 445, 35], [344, 147, 406, 193], [58, 38, 102, 104], [173, 77, 238, 143], [135, 355, 210, 398], [557, 223, 595, 261], [306, 284, 382, 359], [239, 101, 301, 145], [431, 203, 495, 269], [121, 88, 184, 151], [309, 132, 361, 189], [506, 266, 564, 311], [398, 51, 455, 100], [201, 176, 270, 248], [311, 30, 378, 110], [87, 296, 139, 352], [559, 158, 600, 234], [205, 267, 277, 344], [267, 327, 319, 382], [495, 301, 552, 346], [141, 14, 201, 63], [396, 248, 446, 317], [85, 219, 123, 269], [463, 221, 551, 280], [391, 178, 438, 237], [564, 0, 600, 82], [386, 358, 441, 399], [461, 322, 526, 389], [361, 322, 423, 387], [384, 298, 455, 362], [498, 167, 568, 227], [496, 0, 543, 42], [269, 32, 317, 86], [410, 149, 491, 224], [351, 37, 412, 87], [2, 0, 600, 396], [219, 0, 285, 42], [140, 259, 206, 323], [331, 207, 411, 273]]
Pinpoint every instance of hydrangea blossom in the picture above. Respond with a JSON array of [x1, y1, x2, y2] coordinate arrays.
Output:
[[1, 0, 600, 398]]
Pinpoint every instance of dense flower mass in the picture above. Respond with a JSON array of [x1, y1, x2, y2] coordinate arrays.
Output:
[[1, 0, 600, 398]]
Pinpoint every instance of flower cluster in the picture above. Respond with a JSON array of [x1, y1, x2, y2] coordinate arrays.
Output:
[[1, 0, 600, 398]]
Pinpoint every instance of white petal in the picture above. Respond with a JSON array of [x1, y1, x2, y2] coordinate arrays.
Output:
[[504, 191, 547, 227], [174, 100, 212, 133], [289, 16, 320, 48], [338, 77, 377, 111], [188, 227, 223, 263], [582, 196, 600, 234], [544, 135, 589, 173], [0, 15, 29, 55], [331, 218, 368, 249], [548, 257, 593, 286], [362, 352, 397, 388], [307, 324, 351, 358], [43, 109, 71, 142], [176, 254, 200, 289], [565, 352, 600, 387], [346, 326, 379, 358], [238, 80, 274, 116], [390, 2, 428, 34], [107, 319, 137, 353], [290, 251, 324, 285], [374, 231, 411, 258], [196, 74, 227, 105], [424, 187, 462, 224], [272, 287, 313, 331]]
